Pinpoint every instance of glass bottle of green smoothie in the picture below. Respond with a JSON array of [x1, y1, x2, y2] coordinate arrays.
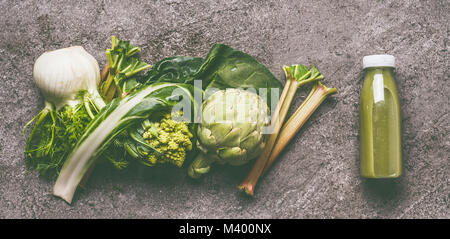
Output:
[[360, 55, 402, 178]]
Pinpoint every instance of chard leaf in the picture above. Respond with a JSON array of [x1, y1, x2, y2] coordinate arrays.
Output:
[[53, 82, 196, 203]]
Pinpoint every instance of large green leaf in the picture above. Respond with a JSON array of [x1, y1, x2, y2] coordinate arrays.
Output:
[[140, 45, 283, 107], [194, 44, 283, 106], [142, 56, 204, 85]]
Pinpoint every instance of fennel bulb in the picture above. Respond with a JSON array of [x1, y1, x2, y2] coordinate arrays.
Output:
[[24, 46, 106, 178]]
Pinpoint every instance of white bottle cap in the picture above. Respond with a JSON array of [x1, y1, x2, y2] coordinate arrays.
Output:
[[363, 54, 395, 69]]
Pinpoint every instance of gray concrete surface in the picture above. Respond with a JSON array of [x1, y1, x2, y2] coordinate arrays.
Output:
[[0, 0, 448, 218]]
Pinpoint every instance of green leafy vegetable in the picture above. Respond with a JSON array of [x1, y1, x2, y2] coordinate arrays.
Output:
[[142, 56, 204, 85], [53, 82, 198, 203], [194, 44, 283, 106], [30, 41, 286, 203], [141, 44, 283, 107]]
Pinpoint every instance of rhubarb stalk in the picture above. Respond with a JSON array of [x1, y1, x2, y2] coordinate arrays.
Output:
[[262, 81, 337, 175], [238, 65, 324, 195]]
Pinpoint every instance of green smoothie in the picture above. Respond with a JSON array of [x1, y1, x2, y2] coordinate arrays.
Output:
[[360, 55, 402, 178]]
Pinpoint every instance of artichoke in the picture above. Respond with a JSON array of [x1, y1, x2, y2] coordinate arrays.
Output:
[[188, 89, 270, 178]]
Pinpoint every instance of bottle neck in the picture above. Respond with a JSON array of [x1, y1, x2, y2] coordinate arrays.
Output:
[[364, 66, 395, 71], [364, 67, 395, 77]]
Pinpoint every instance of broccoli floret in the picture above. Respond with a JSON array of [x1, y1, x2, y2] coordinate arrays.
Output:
[[142, 112, 193, 167]]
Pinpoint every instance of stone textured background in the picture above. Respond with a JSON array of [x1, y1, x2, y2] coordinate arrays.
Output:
[[0, 0, 448, 218]]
